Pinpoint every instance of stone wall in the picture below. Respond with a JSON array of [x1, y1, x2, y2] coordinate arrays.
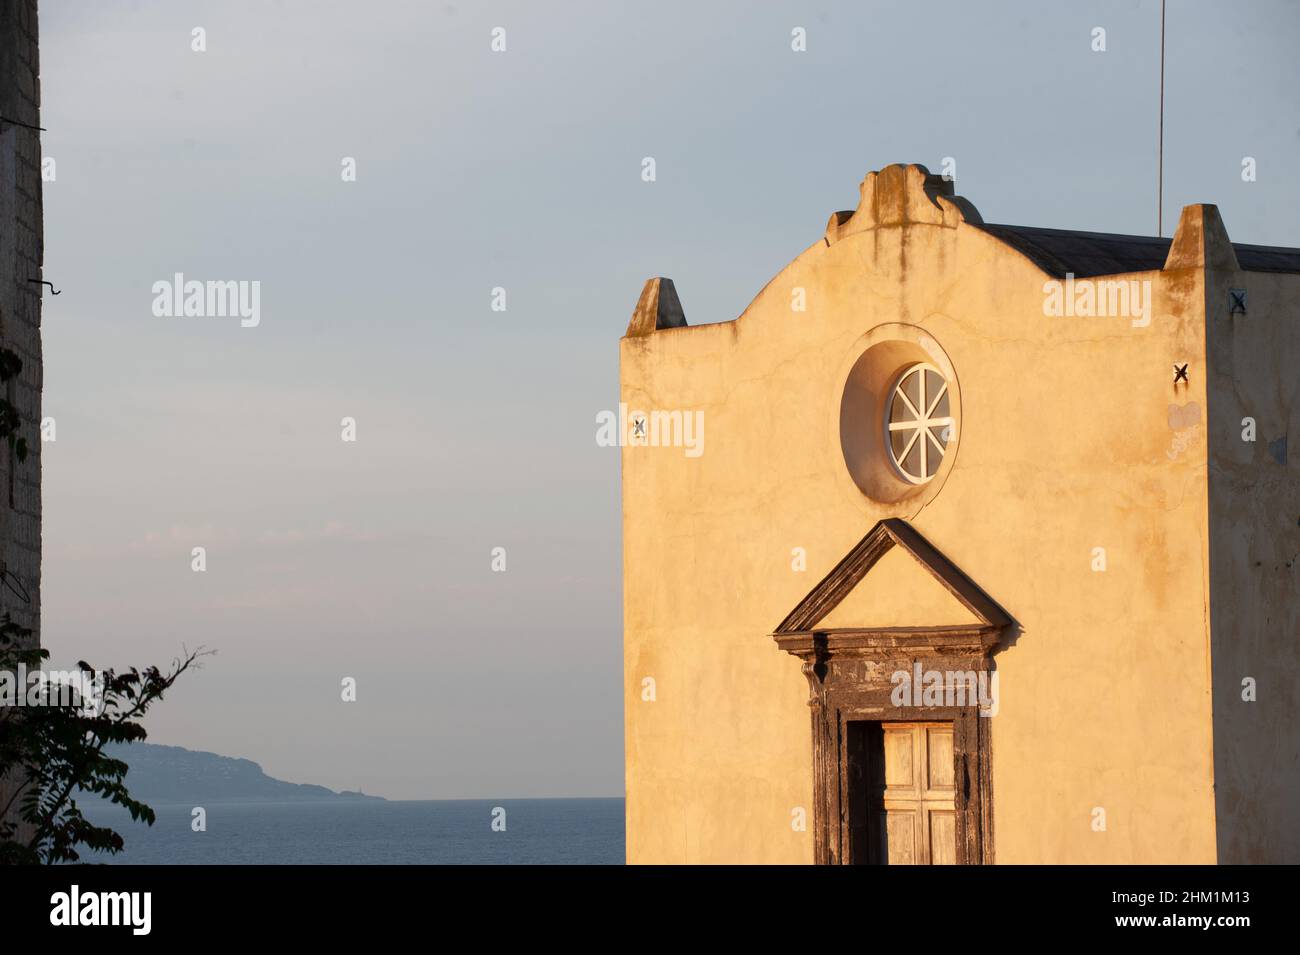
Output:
[[0, 0, 43, 839], [0, 0, 42, 640]]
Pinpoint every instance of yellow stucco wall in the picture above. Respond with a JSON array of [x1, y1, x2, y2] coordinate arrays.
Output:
[[621, 164, 1221, 863], [1203, 248, 1300, 863]]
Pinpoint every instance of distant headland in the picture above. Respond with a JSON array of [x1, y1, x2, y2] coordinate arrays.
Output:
[[99, 743, 386, 805]]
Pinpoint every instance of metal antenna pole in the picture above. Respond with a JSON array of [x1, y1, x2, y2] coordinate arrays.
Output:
[[1159, 0, 1166, 236]]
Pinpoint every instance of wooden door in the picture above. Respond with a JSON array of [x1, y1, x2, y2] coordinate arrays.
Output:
[[875, 721, 956, 864]]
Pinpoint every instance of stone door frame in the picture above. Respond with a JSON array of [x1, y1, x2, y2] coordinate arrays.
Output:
[[771, 519, 1010, 865]]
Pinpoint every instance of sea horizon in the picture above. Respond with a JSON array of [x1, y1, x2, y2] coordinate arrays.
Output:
[[79, 797, 626, 865]]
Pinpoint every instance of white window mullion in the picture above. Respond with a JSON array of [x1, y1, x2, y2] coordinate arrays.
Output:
[[885, 363, 953, 485]]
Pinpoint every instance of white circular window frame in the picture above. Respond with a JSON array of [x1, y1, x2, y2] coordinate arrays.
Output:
[[828, 322, 962, 517], [884, 362, 954, 485]]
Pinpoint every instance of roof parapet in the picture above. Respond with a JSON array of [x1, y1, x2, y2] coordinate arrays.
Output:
[[1164, 204, 1240, 272], [625, 277, 687, 338], [825, 163, 982, 245]]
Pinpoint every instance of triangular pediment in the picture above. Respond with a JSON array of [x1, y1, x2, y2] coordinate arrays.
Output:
[[815, 544, 981, 629], [774, 519, 1009, 635]]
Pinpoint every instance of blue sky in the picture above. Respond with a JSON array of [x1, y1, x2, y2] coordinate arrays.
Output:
[[36, 0, 1300, 798]]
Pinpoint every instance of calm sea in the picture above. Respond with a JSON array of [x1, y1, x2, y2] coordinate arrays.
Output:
[[78, 798, 625, 865]]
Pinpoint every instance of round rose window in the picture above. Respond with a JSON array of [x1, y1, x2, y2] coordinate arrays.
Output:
[[885, 363, 953, 484]]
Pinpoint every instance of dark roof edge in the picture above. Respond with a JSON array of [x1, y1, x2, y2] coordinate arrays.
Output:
[[975, 222, 1300, 278]]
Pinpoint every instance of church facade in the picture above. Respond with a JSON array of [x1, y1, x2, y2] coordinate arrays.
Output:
[[620, 164, 1299, 864]]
